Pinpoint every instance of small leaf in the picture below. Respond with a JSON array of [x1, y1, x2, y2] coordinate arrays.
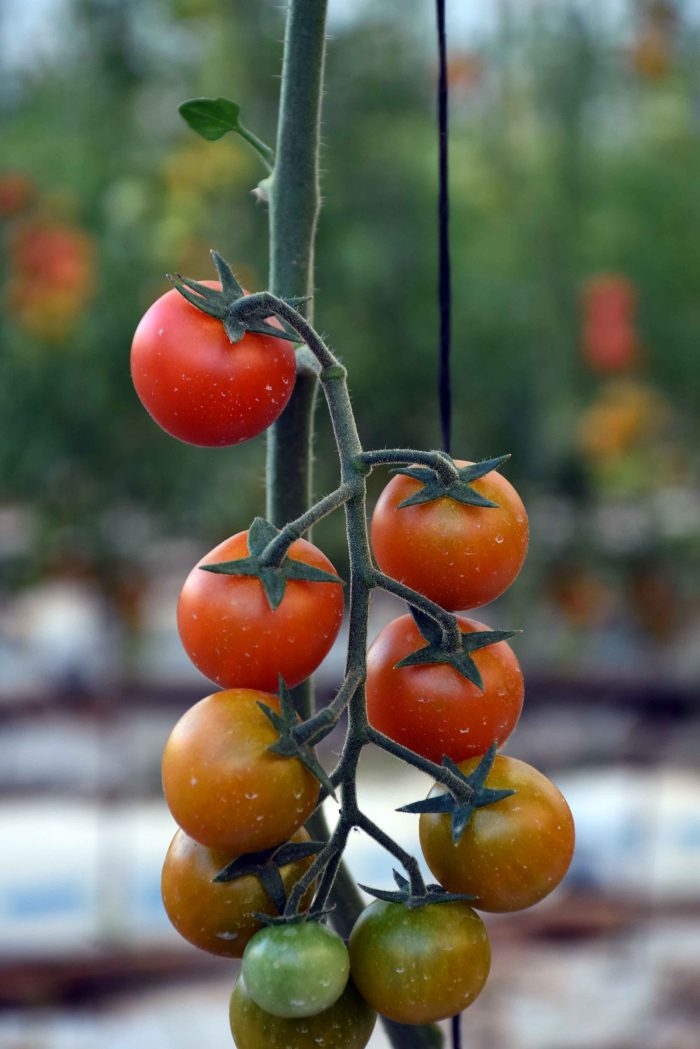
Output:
[[179, 96, 243, 141]]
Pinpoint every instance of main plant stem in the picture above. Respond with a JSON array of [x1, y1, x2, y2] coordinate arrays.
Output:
[[262, 0, 370, 996], [263, 6, 444, 1045]]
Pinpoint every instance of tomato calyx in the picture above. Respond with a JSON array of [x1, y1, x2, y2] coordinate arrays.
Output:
[[258, 678, 337, 798], [213, 839, 326, 914], [249, 908, 335, 929], [358, 868, 474, 909], [398, 744, 516, 843], [396, 607, 519, 689], [200, 516, 344, 611], [167, 251, 304, 344], [393, 453, 511, 509]]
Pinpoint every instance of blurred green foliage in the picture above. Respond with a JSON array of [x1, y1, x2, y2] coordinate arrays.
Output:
[[1, 0, 699, 578]]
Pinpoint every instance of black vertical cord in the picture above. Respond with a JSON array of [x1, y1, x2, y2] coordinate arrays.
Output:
[[437, 2, 460, 1047], [451, 1013, 462, 1049], [436, 0, 453, 457]]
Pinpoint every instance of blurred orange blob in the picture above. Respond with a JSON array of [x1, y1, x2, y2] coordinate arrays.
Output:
[[0, 172, 34, 217], [578, 379, 668, 461], [7, 220, 95, 341]]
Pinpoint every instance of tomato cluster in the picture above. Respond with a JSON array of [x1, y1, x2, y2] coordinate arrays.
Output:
[[132, 276, 574, 1046]]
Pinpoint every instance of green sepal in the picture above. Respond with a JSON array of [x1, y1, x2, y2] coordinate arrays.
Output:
[[393, 454, 511, 509], [212, 839, 325, 915], [166, 273, 227, 317], [358, 869, 475, 909], [395, 608, 519, 689], [213, 840, 325, 883], [398, 744, 515, 843], [259, 678, 337, 799], [211, 250, 244, 296], [244, 322, 301, 343], [200, 516, 344, 611], [167, 258, 301, 346], [251, 910, 333, 928]]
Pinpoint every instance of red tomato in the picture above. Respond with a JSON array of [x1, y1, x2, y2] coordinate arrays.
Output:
[[419, 755, 575, 912], [366, 613, 523, 763], [161, 827, 315, 957], [370, 461, 528, 611], [130, 282, 296, 446], [161, 688, 319, 854], [177, 529, 344, 691]]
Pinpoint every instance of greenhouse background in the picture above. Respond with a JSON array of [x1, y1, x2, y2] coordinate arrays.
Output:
[[1, 1, 699, 1046]]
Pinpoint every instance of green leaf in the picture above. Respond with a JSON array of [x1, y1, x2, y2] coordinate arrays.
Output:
[[179, 96, 243, 142], [178, 97, 275, 169]]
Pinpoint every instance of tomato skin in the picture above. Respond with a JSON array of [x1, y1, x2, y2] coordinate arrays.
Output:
[[419, 755, 575, 912], [241, 922, 350, 1019], [348, 899, 490, 1025], [160, 827, 315, 958], [366, 613, 523, 763], [229, 976, 376, 1049], [161, 689, 319, 854], [370, 461, 528, 610], [177, 529, 344, 692], [130, 282, 296, 447]]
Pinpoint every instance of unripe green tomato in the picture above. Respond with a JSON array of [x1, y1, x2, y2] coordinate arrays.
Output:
[[241, 921, 350, 1019], [229, 976, 376, 1049], [348, 899, 490, 1025]]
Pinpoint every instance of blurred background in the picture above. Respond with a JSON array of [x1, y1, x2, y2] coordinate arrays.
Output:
[[1, 0, 699, 1046]]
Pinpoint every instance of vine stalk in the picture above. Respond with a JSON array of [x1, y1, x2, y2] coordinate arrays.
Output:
[[261, 5, 448, 1044]]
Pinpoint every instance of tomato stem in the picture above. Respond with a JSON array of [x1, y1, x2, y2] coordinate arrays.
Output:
[[260, 482, 357, 567], [358, 448, 460, 485], [373, 571, 463, 652]]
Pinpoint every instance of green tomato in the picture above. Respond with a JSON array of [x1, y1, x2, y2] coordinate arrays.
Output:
[[241, 921, 350, 1019], [348, 899, 491, 1025], [229, 976, 376, 1049]]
